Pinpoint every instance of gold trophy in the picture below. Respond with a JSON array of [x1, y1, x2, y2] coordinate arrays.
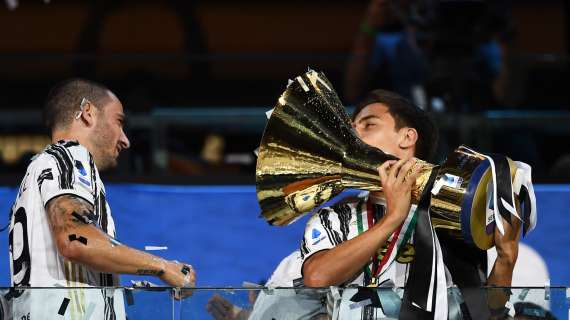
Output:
[[256, 70, 520, 250]]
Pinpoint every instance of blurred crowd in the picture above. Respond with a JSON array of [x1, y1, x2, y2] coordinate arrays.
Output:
[[0, 0, 569, 182]]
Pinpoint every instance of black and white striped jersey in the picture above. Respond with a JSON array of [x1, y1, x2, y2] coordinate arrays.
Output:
[[300, 192, 413, 287], [8, 140, 124, 320]]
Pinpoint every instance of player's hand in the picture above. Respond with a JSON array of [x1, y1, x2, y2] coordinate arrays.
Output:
[[160, 260, 196, 298], [378, 158, 420, 228], [206, 294, 245, 320]]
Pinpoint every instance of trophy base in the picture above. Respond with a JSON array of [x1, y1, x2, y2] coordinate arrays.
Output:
[[431, 147, 518, 250]]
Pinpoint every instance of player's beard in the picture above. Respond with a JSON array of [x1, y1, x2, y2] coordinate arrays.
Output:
[[90, 119, 118, 171]]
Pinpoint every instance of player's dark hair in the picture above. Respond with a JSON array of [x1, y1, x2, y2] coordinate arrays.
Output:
[[352, 89, 439, 161], [44, 78, 112, 131]]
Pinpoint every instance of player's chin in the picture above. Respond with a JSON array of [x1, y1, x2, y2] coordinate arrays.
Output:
[[111, 148, 122, 163], [99, 156, 119, 171], [109, 157, 119, 169]]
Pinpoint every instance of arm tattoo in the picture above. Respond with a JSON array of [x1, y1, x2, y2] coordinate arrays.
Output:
[[46, 195, 94, 234], [136, 269, 165, 276]]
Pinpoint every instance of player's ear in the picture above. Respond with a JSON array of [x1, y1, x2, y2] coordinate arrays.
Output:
[[398, 127, 418, 149], [77, 99, 96, 128]]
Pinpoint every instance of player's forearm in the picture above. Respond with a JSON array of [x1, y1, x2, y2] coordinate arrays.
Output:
[[57, 227, 166, 277], [488, 213, 520, 287], [303, 216, 398, 286], [486, 240, 518, 310], [47, 195, 167, 277], [486, 259, 515, 312], [487, 255, 516, 287]]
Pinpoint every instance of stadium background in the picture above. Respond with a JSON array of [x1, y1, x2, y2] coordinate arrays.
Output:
[[0, 0, 569, 319]]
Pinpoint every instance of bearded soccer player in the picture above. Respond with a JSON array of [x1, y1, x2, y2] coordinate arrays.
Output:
[[8, 79, 195, 319]]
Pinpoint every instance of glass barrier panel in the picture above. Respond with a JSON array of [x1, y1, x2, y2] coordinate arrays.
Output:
[[0, 287, 568, 319]]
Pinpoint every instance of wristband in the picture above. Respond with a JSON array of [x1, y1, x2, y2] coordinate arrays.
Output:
[[180, 264, 193, 287]]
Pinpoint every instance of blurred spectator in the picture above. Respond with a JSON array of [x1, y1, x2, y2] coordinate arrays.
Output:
[[168, 133, 246, 176], [201, 134, 226, 166], [344, 0, 515, 112]]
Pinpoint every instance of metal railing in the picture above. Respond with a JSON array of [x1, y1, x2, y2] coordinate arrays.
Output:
[[1, 108, 569, 176]]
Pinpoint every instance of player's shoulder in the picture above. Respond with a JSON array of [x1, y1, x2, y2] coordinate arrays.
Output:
[[50, 140, 89, 157], [306, 204, 341, 225], [306, 193, 366, 226], [41, 140, 91, 162], [33, 141, 93, 174], [328, 192, 366, 213]]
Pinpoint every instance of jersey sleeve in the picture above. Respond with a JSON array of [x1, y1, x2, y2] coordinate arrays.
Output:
[[300, 207, 341, 263], [37, 149, 95, 207], [265, 250, 303, 288]]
